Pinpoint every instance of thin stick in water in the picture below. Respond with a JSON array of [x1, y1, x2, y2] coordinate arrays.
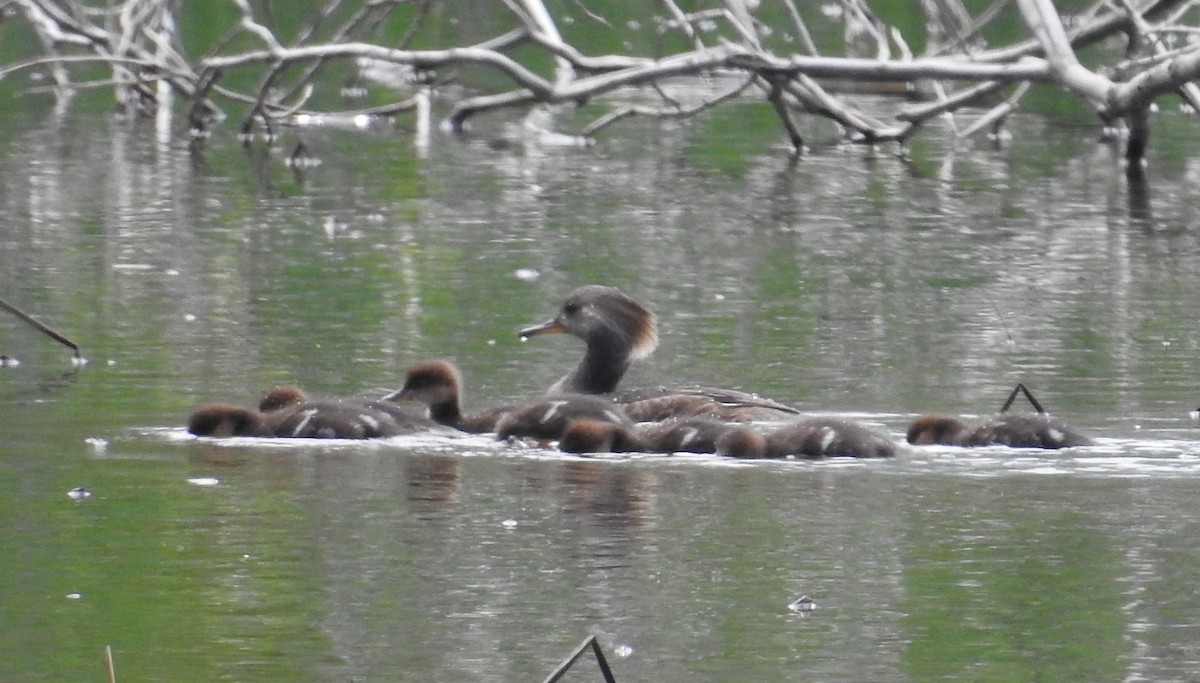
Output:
[[541, 634, 617, 683], [0, 296, 83, 361], [105, 645, 116, 683]]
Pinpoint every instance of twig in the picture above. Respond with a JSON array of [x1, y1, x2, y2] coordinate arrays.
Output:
[[1000, 383, 1046, 414], [0, 296, 83, 361], [956, 81, 1030, 139], [541, 635, 617, 683], [580, 74, 754, 136], [105, 645, 116, 683]]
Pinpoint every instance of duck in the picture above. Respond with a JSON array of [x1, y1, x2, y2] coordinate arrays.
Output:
[[558, 419, 648, 454], [189, 384, 446, 440], [383, 359, 512, 433], [494, 394, 633, 443], [763, 417, 897, 458], [521, 285, 801, 421], [637, 416, 765, 454], [520, 284, 659, 395], [556, 416, 767, 457], [268, 400, 433, 439], [906, 383, 1094, 449], [617, 385, 802, 422], [187, 403, 274, 437], [259, 384, 308, 412]]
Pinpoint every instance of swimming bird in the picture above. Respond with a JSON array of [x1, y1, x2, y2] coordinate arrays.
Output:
[[494, 394, 633, 443], [763, 417, 897, 458], [520, 285, 658, 395], [556, 416, 767, 457], [187, 403, 274, 437], [189, 384, 446, 440], [384, 359, 512, 433], [906, 383, 1094, 449], [521, 285, 801, 421], [558, 419, 648, 454]]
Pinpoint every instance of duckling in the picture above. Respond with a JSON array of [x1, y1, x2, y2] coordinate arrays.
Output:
[[187, 403, 273, 437], [558, 419, 648, 454], [384, 359, 512, 433], [906, 383, 1094, 449], [494, 394, 632, 443], [764, 417, 897, 459]]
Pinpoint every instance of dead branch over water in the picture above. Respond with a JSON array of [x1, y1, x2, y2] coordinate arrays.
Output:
[[8, 0, 1200, 162]]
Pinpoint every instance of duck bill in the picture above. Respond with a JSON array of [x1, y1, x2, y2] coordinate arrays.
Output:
[[519, 319, 566, 340], [381, 388, 411, 402]]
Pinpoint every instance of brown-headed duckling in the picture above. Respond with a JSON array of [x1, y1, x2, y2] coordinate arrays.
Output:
[[190, 384, 445, 440], [558, 419, 648, 454], [906, 383, 1094, 449], [384, 359, 511, 433], [763, 417, 897, 459], [269, 400, 436, 439], [520, 285, 659, 394], [557, 416, 767, 457], [637, 416, 764, 454], [188, 403, 274, 437], [906, 413, 1094, 449], [259, 384, 308, 412], [494, 394, 632, 443]]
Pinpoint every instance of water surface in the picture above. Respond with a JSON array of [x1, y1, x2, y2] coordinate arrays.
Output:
[[3, 96, 1200, 681]]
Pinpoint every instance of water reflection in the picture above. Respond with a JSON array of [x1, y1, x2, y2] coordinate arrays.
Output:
[[404, 453, 461, 503]]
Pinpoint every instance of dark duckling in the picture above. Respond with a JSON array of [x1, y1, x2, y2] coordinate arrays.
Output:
[[190, 384, 443, 440], [557, 416, 767, 457], [637, 416, 764, 454], [520, 285, 658, 395], [763, 417, 897, 459], [906, 413, 1094, 449], [254, 384, 433, 439], [494, 394, 632, 442], [558, 419, 648, 454], [259, 384, 308, 412], [188, 403, 274, 437], [384, 359, 512, 433], [907, 383, 1094, 449]]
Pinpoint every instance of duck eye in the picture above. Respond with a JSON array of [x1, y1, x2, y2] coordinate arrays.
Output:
[[562, 302, 580, 315]]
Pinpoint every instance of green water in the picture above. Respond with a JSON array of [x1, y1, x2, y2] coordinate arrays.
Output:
[[3, 52, 1200, 683]]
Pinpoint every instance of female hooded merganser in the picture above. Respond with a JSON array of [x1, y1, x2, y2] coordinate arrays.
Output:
[[522, 285, 801, 421], [763, 417, 897, 459], [906, 384, 1094, 449], [384, 359, 512, 433], [617, 386, 803, 422], [520, 285, 659, 395]]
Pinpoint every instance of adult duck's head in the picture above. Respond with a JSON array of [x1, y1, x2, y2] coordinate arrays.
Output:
[[520, 285, 658, 394]]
